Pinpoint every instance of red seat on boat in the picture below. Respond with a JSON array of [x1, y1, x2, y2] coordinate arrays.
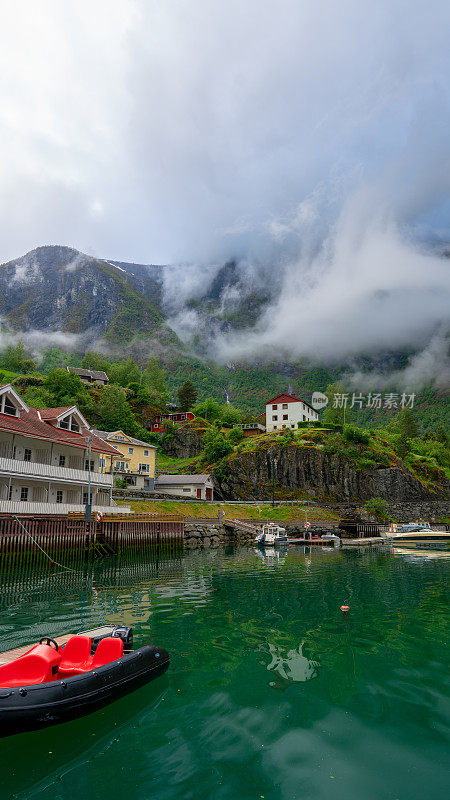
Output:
[[91, 637, 123, 668], [58, 635, 92, 677], [0, 644, 62, 688]]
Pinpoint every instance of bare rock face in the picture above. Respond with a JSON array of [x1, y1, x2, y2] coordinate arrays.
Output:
[[212, 445, 450, 502], [0, 245, 166, 343], [160, 428, 203, 459]]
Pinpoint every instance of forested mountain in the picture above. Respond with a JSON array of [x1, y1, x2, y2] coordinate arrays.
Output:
[[0, 245, 448, 430]]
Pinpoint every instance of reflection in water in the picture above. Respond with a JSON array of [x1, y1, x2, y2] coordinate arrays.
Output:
[[393, 546, 450, 562], [254, 546, 288, 565], [266, 641, 319, 684], [0, 545, 448, 800]]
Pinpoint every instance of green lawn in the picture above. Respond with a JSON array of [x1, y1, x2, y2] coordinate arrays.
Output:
[[116, 499, 340, 522], [0, 369, 28, 383], [155, 452, 200, 474]]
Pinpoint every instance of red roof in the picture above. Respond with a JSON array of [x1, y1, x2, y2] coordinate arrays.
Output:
[[0, 406, 120, 455], [265, 393, 317, 414], [266, 393, 304, 405], [39, 407, 73, 420]]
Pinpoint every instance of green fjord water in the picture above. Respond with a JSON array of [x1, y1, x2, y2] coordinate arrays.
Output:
[[0, 546, 449, 800]]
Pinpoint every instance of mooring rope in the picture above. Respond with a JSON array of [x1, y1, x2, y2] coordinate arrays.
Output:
[[13, 515, 76, 572]]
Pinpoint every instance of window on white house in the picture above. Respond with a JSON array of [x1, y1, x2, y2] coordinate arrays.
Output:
[[272, 415, 277, 421], [282, 403, 288, 409], [85, 459, 94, 471], [3, 397, 18, 416], [273, 425, 278, 429], [59, 419, 69, 429], [24, 449, 32, 462], [56, 490, 63, 503], [182, 488, 190, 493], [83, 492, 92, 504], [143, 449, 149, 456], [70, 419, 80, 432], [272, 404, 277, 410], [283, 414, 288, 420], [20, 487, 28, 501], [59, 455, 66, 467]]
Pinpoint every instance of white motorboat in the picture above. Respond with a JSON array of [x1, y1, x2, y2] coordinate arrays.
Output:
[[256, 523, 289, 547], [385, 523, 450, 547]]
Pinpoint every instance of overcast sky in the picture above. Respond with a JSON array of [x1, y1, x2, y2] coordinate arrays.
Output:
[[0, 1, 449, 374], [0, 0, 449, 265]]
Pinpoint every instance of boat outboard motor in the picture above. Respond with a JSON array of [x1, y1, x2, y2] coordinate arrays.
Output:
[[111, 626, 133, 653]]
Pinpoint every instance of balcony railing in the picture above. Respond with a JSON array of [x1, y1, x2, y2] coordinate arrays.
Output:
[[0, 500, 131, 515], [0, 456, 112, 487]]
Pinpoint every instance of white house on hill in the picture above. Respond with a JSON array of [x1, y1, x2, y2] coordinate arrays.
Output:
[[265, 393, 319, 432]]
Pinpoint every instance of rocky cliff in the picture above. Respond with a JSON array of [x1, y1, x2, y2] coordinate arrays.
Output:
[[213, 444, 450, 502], [0, 245, 170, 345], [159, 427, 204, 459]]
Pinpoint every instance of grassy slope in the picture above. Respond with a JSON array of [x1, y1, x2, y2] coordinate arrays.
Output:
[[155, 453, 199, 474], [116, 499, 339, 522]]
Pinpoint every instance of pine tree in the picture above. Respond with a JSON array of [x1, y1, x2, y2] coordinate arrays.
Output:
[[397, 408, 418, 439], [178, 380, 198, 411]]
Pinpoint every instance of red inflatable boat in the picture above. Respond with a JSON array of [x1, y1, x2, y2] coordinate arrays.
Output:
[[0, 626, 169, 737]]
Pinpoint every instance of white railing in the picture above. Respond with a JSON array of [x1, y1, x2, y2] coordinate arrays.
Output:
[[0, 456, 112, 487], [0, 500, 131, 515]]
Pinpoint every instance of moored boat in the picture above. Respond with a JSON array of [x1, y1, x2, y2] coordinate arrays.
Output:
[[0, 625, 169, 737], [385, 523, 450, 547], [256, 523, 289, 547]]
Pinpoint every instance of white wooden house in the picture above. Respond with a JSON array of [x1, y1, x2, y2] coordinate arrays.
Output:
[[265, 393, 319, 432], [0, 384, 124, 515]]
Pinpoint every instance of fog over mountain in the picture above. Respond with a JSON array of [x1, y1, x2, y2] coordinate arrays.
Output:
[[0, 1, 449, 378]]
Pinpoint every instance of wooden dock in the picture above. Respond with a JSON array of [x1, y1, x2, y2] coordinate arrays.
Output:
[[0, 513, 184, 565]]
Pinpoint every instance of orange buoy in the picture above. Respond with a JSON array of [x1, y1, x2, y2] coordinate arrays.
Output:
[[340, 604, 350, 612]]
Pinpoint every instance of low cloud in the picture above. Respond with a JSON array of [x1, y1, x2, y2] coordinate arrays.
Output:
[[345, 330, 450, 391], [0, 328, 82, 357]]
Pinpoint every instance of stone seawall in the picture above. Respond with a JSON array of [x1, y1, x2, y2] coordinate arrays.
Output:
[[183, 522, 256, 548], [317, 500, 449, 521], [184, 522, 224, 548]]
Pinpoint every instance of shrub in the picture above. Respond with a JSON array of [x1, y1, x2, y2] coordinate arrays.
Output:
[[343, 425, 370, 445], [392, 433, 410, 459], [227, 426, 244, 445], [203, 427, 233, 463], [358, 458, 376, 469], [281, 428, 295, 444], [365, 497, 389, 518]]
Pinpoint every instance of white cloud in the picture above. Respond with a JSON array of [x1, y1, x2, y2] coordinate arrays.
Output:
[[0, 1, 449, 373]]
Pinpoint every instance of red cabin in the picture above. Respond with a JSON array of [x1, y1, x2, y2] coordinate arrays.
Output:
[[152, 411, 195, 433]]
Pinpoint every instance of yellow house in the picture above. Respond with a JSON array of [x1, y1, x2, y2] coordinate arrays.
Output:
[[93, 429, 156, 490]]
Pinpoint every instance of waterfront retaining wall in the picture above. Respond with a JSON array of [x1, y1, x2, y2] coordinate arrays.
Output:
[[183, 521, 257, 548], [184, 522, 223, 548], [317, 500, 449, 521]]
